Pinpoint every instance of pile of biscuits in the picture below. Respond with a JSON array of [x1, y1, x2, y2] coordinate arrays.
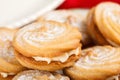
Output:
[[0, 2, 120, 80]]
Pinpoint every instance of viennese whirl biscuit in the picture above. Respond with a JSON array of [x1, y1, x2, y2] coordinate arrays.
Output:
[[64, 46, 120, 80], [13, 21, 81, 71], [0, 28, 25, 79]]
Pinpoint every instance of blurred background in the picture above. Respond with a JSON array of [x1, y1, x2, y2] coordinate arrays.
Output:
[[58, 0, 120, 9], [0, 0, 120, 28]]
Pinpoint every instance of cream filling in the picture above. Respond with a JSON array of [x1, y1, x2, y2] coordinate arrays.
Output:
[[0, 72, 15, 78], [33, 47, 80, 64]]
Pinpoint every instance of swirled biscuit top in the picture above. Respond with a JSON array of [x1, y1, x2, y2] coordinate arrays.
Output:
[[95, 2, 120, 46], [13, 70, 70, 80], [13, 21, 81, 57], [73, 46, 120, 80]]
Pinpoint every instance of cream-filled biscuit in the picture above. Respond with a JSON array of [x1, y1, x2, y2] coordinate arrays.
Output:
[[0, 28, 25, 79], [13, 21, 81, 71]]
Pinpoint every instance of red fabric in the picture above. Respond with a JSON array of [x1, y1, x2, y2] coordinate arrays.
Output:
[[58, 0, 120, 9]]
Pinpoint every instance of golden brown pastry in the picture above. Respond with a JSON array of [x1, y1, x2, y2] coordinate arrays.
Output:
[[13, 21, 81, 71], [87, 8, 109, 45], [0, 28, 25, 79], [37, 9, 93, 47], [13, 70, 70, 80], [95, 2, 120, 46], [87, 2, 120, 46], [64, 46, 120, 80]]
